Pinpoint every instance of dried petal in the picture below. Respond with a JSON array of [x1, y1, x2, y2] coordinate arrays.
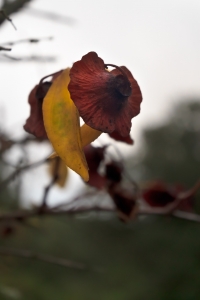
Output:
[[24, 70, 63, 139], [68, 52, 142, 136], [108, 130, 134, 145], [84, 145, 106, 189], [142, 181, 177, 207], [143, 181, 196, 212], [24, 82, 51, 138], [105, 161, 123, 183], [108, 182, 138, 222]]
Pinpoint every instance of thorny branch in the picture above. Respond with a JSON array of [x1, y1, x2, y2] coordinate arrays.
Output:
[[0, 9, 16, 29], [0, 0, 31, 27]]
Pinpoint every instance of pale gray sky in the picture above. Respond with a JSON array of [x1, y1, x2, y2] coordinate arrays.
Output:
[[1, 0, 200, 133], [0, 0, 200, 203]]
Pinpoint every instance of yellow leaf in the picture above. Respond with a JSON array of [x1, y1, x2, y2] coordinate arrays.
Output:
[[81, 123, 102, 147], [48, 157, 68, 188], [43, 68, 89, 181], [49, 124, 102, 159]]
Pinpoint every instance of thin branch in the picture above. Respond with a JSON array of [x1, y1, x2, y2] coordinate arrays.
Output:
[[0, 45, 11, 51], [52, 190, 102, 211], [177, 180, 200, 201], [0, 246, 87, 270], [0, 157, 50, 189], [1, 197, 200, 224], [1, 36, 53, 46], [0, 53, 56, 62], [0, 9, 16, 29], [40, 157, 60, 208], [0, 205, 115, 222], [0, 133, 46, 154], [172, 210, 200, 222], [136, 208, 200, 223]]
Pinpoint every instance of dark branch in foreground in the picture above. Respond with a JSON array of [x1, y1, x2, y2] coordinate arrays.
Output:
[[0, 246, 87, 270], [0, 9, 16, 29], [1, 201, 200, 224], [0, 205, 115, 222]]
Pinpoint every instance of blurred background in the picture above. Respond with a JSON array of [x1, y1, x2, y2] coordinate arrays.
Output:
[[0, 0, 200, 299]]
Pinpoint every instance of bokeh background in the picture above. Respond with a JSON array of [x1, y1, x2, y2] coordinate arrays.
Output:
[[0, 0, 200, 299]]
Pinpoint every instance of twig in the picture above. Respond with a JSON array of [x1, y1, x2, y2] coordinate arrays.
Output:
[[0, 205, 115, 222], [0, 45, 11, 51], [136, 208, 200, 223], [1, 36, 53, 46], [0, 157, 50, 189], [0, 246, 86, 270], [177, 180, 200, 201], [0, 53, 56, 62], [40, 157, 60, 208], [0, 133, 46, 154], [52, 190, 102, 210], [172, 210, 200, 222], [1, 198, 200, 224]]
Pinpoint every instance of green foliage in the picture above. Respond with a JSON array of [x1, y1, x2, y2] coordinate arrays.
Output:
[[1, 215, 200, 300], [128, 100, 200, 186]]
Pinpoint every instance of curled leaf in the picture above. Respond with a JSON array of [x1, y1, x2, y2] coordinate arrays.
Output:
[[84, 145, 106, 189], [49, 123, 102, 159], [81, 123, 102, 147], [43, 68, 89, 181]]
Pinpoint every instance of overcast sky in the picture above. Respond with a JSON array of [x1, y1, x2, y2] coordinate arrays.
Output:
[[0, 0, 200, 203]]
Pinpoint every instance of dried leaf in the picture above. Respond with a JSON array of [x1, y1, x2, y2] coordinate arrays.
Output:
[[43, 68, 89, 181], [108, 182, 138, 222], [49, 123, 102, 159], [48, 157, 68, 187], [84, 145, 106, 189], [81, 123, 102, 147]]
